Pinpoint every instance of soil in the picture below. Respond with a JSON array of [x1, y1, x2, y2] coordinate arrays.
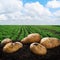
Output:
[[0, 41, 60, 60]]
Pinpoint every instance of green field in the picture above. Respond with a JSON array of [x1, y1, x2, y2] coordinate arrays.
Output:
[[0, 25, 60, 41]]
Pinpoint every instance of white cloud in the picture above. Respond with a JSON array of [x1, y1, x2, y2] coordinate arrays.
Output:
[[54, 10, 60, 17], [46, 0, 60, 8], [0, 14, 7, 20], [0, 3, 4, 13], [0, 0, 23, 13], [24, 2, 52, 16], [0, 0, 60, 25]]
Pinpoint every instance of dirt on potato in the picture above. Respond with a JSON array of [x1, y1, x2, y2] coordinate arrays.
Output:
[[0, 41, 60, 60]]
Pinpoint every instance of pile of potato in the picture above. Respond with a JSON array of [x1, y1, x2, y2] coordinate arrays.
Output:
[[1, 38, 23, 53], [1, 33, 60, 55]]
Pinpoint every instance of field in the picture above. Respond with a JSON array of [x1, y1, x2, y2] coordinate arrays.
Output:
[[0, 25, 60, 42], [0, 25, 60, 60]]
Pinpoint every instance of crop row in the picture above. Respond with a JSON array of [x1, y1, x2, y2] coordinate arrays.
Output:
[[0, 25, 60, 41]]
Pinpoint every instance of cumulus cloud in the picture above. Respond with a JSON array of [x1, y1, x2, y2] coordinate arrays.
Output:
[[24, 2, 52, 17], [54, 10, 60, 17], [0, 14, 7, 21], [0, 0, 60, 25], [46, 0, 60, 8], [0, 3, 4, 13], [0, 0, 23, 13]]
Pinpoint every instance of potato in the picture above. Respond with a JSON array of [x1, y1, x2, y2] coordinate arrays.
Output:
[[30, 43, 47, 55], [40, 37, 59, 49], [21, 37, 30, 44], [27, 33, 41, 42], [3, 42, 23, 53], [1, 38, 12, 44], [21, 33, 41, 44], [59, 40, 60, 46]]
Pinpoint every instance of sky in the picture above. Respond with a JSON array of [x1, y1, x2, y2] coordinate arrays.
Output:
[[0, 0, 60, 25]]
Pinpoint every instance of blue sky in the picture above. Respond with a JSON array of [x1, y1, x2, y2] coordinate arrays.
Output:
[[22, 0, 60, 12], [23, 0, 50, 5], [0, 0, 60, 25]]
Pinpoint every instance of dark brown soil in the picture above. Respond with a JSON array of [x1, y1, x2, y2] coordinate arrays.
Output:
[[0, 42, 60, 60]]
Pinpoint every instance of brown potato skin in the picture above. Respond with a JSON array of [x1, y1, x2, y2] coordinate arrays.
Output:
[[1, 38, 12, 44], [40, 37, 59, 49], [21, 33, 41, 44], [59, 40, 60, 46], [3, 42, 23, 53], [21, 37, 30, 44], [28, 33, 41, 42], [30, 43, 47, 55]]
